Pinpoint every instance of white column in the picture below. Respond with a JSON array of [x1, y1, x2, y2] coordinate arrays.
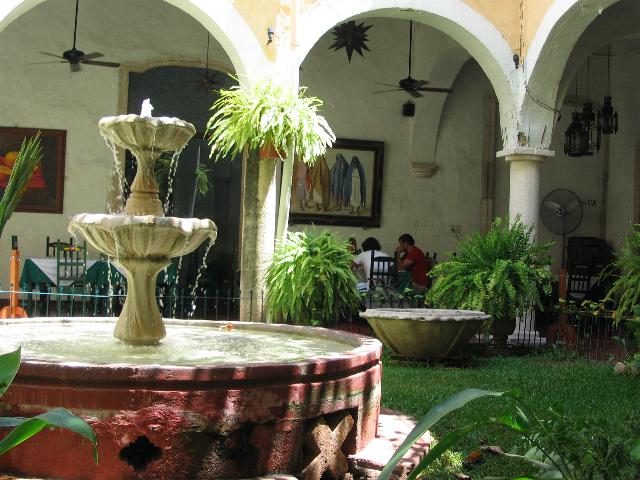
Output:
[[497, 147, 554, 346], [496, 147, 555, 240]]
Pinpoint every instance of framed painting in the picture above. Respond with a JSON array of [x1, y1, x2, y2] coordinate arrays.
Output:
[[289, 138, 384, 227], [0, 127, 66, 213]]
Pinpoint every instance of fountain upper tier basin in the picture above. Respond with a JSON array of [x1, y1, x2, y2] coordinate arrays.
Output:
[[69, 213, 217, 258], [99, 114, 196, 152], [0, 319, 382, 479]]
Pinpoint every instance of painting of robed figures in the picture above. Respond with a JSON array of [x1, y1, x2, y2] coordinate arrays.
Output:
[[289, 138, 384, 227]]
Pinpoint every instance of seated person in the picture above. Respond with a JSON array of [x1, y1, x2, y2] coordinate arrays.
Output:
[[395, 233, 428, 292], [353, 237, 391, 284]]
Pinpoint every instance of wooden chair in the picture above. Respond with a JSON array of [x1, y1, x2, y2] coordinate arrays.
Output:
[[46, 237, 74, 257], [56, 240, 87, 288]]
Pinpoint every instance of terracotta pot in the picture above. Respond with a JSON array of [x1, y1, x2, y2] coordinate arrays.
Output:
[[360, 308, 490, 358], [259, 143, 283, 159]]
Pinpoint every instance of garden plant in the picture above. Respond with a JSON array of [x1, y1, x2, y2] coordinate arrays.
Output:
[[0, 347, 98, 461], [427, 215, 553, 344], [265, 230, 360, 326], [206, 78, 335, 242], [380, 386, 640, 480], [0, 134, 43, 238]]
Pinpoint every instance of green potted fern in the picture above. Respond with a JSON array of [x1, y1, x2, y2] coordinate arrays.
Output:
[[265, 231, 360, 326], [206, 78, 335, 321], [427, 216, 553, 347]]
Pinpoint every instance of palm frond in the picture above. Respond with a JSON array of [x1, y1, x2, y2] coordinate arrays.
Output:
[[0, 133, 43, 238]]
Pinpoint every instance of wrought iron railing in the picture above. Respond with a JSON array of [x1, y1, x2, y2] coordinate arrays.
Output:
[[3, 286, 266, 322]]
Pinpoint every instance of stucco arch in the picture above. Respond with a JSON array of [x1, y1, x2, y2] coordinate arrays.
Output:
[[0, 0, 270, 81], [296, 0, 517, 144], [521, 0, 624, 148]]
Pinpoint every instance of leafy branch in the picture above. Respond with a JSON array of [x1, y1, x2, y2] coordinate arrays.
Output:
[[0, 133, 43, 238]]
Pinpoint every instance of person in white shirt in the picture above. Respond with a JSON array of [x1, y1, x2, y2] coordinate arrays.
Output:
[[353, 237, 391, 283]]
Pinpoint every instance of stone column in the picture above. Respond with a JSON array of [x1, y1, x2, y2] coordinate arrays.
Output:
[[496, 147, 555, 239], [496, 147, 554, 346]]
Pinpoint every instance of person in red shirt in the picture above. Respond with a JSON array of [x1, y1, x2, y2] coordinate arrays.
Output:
[[395, 233, 428, 292]]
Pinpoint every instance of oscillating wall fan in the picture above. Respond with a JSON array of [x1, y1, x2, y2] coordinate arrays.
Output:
[[540, 188, 583, 269]]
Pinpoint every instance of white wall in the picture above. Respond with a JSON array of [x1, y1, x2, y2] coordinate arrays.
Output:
[[299, 17, 495, 257], [495, 40, 640, 272], [0, 0, 232, 286]]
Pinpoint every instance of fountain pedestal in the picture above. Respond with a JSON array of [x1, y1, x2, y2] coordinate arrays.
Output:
[[114, 257, 170, 343]]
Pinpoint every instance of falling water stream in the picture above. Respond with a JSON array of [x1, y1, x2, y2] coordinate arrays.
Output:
[[188, 238, 214, 318]]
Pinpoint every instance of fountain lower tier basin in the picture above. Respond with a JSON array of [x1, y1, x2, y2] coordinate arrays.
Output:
[[69, 213, 217, 259], [360, 308, 490, 358], [0, 319, 382, 480]]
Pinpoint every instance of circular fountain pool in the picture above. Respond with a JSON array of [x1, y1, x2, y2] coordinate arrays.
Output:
[[0, 318, 382, 480], [2, 318, 355, 365]]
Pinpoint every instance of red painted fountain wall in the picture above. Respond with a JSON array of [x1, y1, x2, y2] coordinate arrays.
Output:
[[0, 324, 381, 480]]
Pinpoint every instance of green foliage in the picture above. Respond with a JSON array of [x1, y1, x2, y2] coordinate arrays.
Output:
[[265, 231, 361, 326], [604, 224, 640, 320], [206, 78, 335, 164], [379, 387, 640, 480], [0, 348, 98, 462], [427, 216, 553, 323], [382, 353, 640, 478], [0, 134, 43, 238]]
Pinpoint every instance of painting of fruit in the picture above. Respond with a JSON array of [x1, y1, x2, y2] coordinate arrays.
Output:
[[0, 126, 66, 213]]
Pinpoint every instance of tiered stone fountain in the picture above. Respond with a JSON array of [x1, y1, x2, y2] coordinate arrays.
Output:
[[0, 110, 382, 480], [69, 112, 216, 345]]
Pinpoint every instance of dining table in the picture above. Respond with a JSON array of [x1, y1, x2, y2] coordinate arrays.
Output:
[[20, 258, 178, 293]]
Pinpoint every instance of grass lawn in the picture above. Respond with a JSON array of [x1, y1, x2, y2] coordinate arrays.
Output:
[[381, 350, 640, 478]]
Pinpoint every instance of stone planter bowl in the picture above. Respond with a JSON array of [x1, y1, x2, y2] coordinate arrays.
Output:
[[360, 308, 490, 358]]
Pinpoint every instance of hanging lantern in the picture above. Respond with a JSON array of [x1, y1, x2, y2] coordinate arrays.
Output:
[[598, 47, 619, 135], [564, 111, 586, 157], [581, 101, 600, 154], [598, 96, 618, 135]]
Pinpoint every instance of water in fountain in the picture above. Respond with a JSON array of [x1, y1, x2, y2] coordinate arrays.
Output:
[[162, 147, 184, 215], [187, 238, 214, 318]]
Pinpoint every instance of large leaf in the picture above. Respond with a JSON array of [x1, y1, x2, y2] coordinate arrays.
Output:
[[0, 408, 98, 463], [378, 389, 505, 480], [0, 347, 21, 396]]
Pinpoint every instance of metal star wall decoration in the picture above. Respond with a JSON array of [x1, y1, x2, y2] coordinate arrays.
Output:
[[329, 20, 373, 62]]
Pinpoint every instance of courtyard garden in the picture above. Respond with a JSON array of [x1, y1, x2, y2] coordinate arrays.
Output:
[[382, 350, 640, 478]]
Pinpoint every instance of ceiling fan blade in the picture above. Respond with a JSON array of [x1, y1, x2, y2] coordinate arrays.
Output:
[[39, 52, 64, 59], [30, 60, 66, 65], [374, 82, 401, 88], [80, 52, 104, 61], [418, 87, 453, 93], [414, 79, 430, 86], [70, 62, 81, 72], [408, 90, 423, 98], [372, 88, 404, 94], [82, 60, 120, 68]]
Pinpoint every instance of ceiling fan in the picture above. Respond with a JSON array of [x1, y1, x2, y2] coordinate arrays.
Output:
[[374, 21, 453, 98], [37, 0, 120, 72]]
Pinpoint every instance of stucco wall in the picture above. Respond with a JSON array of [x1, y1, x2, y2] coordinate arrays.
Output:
[[0, 0, 232, 286], [297, 17, 492, 257]]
